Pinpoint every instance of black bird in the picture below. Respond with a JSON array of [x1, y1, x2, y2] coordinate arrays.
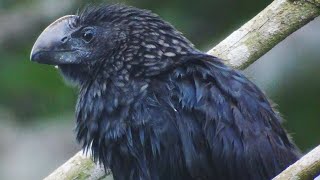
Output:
[[30, 4, 300, 180]]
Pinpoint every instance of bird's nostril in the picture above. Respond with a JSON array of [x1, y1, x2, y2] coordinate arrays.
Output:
[[61, 36, 68, 43]]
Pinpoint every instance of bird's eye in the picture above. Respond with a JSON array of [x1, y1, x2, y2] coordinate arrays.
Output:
[[81, 28, 94, 43]]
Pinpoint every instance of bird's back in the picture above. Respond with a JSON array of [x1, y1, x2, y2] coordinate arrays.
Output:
[[118, 53, 300, 180]]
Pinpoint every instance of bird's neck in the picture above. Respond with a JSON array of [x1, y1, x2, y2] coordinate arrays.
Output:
[[79, 76, 149, 107], [75, 76, 149, 147]]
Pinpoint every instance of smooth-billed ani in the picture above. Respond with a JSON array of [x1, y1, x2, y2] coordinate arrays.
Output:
[[30, 4, 300, 180]]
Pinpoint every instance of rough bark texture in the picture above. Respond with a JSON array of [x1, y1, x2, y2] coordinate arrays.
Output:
[[44, 151, 110, 180], [44, 0, 320, 179], [273, 145, 320, 180], [207, 0, 320, 69]]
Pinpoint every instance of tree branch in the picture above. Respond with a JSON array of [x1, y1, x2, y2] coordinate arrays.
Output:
[[44, 151, 109, 180], [273, 145, 320, 180], [208, 0, 320, 69], [44, 0, 320, 179]]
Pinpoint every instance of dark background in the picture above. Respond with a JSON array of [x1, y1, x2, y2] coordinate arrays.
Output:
[[0, 0, 319, 179]]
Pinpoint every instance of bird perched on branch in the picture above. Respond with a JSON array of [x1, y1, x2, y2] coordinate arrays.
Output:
[[30, 4, 300, 180]]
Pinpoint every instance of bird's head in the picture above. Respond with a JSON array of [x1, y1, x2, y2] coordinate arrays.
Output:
[[30, 4, 195, 86]]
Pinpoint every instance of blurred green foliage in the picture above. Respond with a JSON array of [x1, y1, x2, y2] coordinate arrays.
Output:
[[274, 58, 320, 151], [0, 0, 318, 152]]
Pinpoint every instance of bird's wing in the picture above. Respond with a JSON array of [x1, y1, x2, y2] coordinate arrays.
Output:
[[168, 53, 300, 179]]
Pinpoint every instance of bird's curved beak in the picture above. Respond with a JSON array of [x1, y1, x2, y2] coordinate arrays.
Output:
[[30, 15, 79, 65]]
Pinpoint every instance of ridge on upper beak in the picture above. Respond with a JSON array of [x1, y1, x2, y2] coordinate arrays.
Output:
[[30, 15, 78, 65]]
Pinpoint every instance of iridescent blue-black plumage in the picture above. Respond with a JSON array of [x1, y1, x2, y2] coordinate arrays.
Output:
[[31, 4, 300, 180]]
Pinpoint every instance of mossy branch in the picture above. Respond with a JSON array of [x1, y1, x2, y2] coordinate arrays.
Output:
[[44, 151, 109, 180], [273, 145, 320, 180], [44, 0, 320, 179], [207, 0, 320, 70]]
